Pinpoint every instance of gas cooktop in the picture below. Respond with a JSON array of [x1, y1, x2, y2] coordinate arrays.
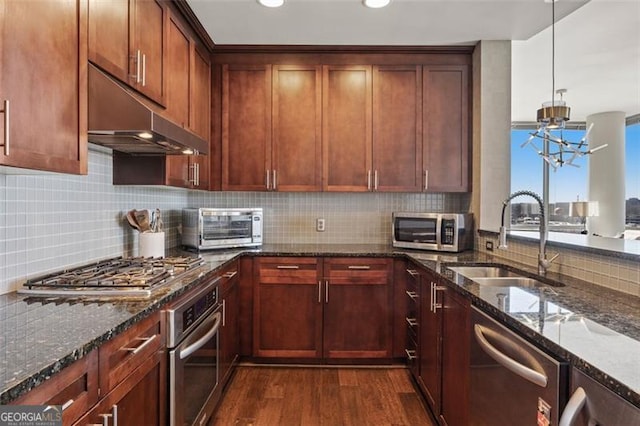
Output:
[[18, 256, 205, 298]]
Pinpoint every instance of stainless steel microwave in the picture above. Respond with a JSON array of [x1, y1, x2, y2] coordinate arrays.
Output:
[[392, 212, 473, 252], [182, 208, 263, 250]]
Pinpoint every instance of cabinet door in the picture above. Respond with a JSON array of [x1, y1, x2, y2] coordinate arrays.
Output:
[[74, 350, 165, 426], [373, 66, 423, 192], [322, 65, 372, 192], [423, 65, 470, 192], [131, 0, 165, 104], [13, 351, 99, 426], [272, 65, 322, 191], [439, 284, 470, 426], [88, 0, 130, 83], [0, 0, 87, 174], [323, 258, 393, 359], [220, 266, 239, 385], [191, 43, 211, 142], [165, 154, 189, 187], [165, 11, 190, 129], [222, 64, 272, 191], [419, 271, 442, 415], [253, 257, 322, 358]]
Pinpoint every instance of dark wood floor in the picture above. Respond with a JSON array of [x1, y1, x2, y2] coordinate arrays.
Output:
[[210, 366, 436, 426]]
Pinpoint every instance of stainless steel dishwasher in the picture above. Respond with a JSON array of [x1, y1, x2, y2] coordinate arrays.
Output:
[[559, 368, 640, 425], [470, 306, 569, 426]]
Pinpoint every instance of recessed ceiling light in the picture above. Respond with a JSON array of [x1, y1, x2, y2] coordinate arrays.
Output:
[[258, 0, 284, 7], [363, 0, 391, 8]]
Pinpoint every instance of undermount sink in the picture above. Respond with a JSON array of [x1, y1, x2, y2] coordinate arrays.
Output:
[[447, 265, 564, 288], [446, 266, 520, 278]]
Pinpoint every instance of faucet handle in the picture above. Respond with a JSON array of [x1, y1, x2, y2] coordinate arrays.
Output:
[[539, 252, 560, 273]]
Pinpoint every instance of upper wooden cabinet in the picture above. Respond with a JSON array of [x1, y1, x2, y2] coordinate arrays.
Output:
[[0, 0, 87, 174], [273, 65, 323, 191], [221, 64, 272, 191], [372, 65, 423, 192], [163, 10, 211, 190], [423, 65, 470, 192], [322, 65, 373, 192], [88, 0, 166, 105], [112, 5, 211, 189], [221, 64, 322, 191], [216, 51, 471, 193]]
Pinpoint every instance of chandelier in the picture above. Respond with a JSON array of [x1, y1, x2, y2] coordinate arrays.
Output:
[[521, 1, 607, 170]]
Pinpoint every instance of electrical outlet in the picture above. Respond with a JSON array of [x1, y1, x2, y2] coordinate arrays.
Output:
[[316, 218, 325, 232], [486, 241, 494, 251]]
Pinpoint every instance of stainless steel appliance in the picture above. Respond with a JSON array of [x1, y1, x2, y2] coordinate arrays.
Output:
[[392, 212, 473, 252], [165, 276, 222, 426], [470, 306, 568, 426], [182, 208, 263, 251], [88, 64, 209, 155], [559, 368, 640, 426], [17, 256, 205, 298]]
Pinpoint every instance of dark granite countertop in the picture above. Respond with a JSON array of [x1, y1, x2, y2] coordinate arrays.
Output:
[[1, 244, 639, 410]]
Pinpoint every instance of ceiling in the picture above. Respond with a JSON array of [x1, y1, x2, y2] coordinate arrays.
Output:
[[187, 0, 640, 122]]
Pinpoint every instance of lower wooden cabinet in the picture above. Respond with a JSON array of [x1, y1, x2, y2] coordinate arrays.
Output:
[[252, 257, 393, 361], [407, 262, 470, 426], [74, 349, 165, 426], [220, 260, 240, 385], [12, 351, 99, 425], [12, 312, 165, 426]]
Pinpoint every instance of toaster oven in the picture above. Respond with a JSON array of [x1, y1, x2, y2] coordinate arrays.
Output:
[[182, 208, 263, 250]]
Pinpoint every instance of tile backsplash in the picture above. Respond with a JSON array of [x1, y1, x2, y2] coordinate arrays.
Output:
[[3, 147, 635, 297], [0, 147, 469, 294], [477, 233, 640, 297]]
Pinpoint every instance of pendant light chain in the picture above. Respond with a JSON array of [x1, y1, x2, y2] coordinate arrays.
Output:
[[551, 0, 555, 109]]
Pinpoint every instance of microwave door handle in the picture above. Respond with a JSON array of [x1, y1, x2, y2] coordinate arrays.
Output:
[[179, 311, 222, 360], [559, 387, 587, 426], [474, 324, 548, 388], [436, 216, 442, 248]]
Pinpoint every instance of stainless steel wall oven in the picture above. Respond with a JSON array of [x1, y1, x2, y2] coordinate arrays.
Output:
[[165, 276, 222, 426]]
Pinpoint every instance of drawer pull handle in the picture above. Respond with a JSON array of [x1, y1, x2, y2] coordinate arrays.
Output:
[[123, 334, 157, 355], [276, 265, 299, 269], [405, 290, 418, 300], [347, 265, 370, 270], [406, 317, 418, 327], [223, 271, 238, 279], [405, 349, 417, 360], [406, 269, 419, 277], [61, 399, 74, 411], [1, 100, 8, 155]]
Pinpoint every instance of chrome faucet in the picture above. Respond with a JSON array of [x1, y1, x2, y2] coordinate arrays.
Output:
[[498, 190, 559, 275]]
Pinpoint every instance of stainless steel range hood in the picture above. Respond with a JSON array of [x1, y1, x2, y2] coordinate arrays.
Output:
[[88, 64, 208, 155]]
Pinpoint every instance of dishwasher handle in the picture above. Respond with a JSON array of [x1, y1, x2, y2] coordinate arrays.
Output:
[[474, 324, 548, 388], [559, 387, 587, 426]]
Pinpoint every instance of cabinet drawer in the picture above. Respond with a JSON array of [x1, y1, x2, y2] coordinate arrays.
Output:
[[13, 351, 99, 425], [219, 259, 240, 293], [325, 258, 392, 285], [99, 312, 162, 394], [257, 257, 320, 284]]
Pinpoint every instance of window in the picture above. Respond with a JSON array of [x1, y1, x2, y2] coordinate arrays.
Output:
[[510, 123, 639, 236]]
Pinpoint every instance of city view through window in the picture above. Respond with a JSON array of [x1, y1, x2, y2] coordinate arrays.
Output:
[[510, 123, 640, 239]]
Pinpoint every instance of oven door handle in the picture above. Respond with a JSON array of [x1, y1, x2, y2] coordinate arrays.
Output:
[[179, 311, 222, 360]]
